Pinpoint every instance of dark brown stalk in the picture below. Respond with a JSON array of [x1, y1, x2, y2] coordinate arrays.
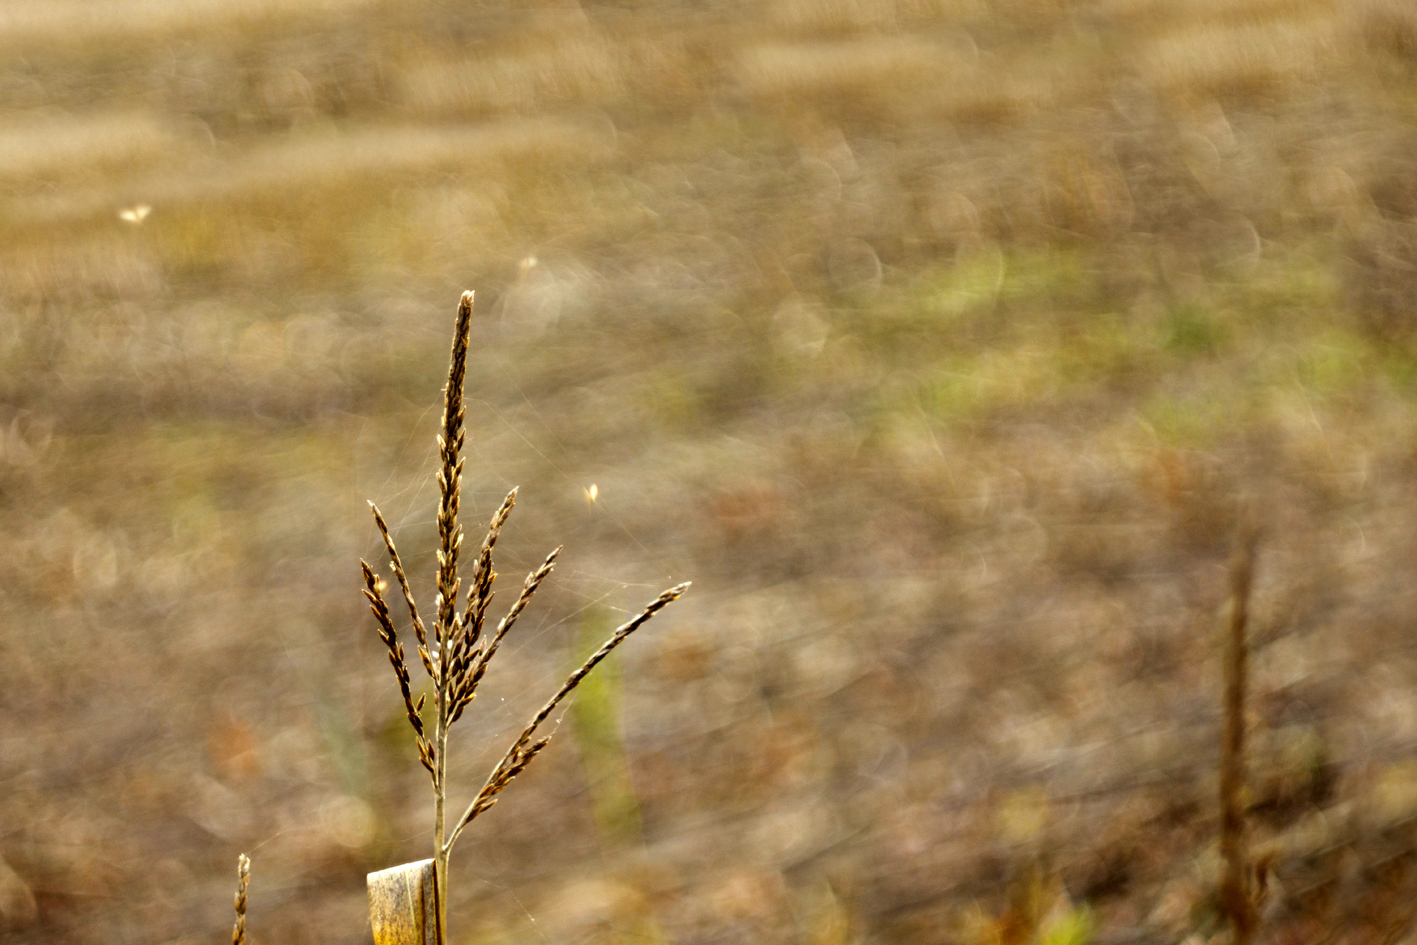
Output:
[[370, 501, 435, 680], [1219, 524, 1259, 945], [444, 581, 690, 852], [232, 853, 250, 945]]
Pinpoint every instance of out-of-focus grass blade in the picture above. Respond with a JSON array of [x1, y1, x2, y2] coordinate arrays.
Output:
[[569, 604, 644, 845]]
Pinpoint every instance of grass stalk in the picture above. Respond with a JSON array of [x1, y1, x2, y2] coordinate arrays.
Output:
[[360, 290, 688, 945]]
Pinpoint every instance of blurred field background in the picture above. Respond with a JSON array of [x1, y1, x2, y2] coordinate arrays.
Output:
[[6, 0, 1417, 943]]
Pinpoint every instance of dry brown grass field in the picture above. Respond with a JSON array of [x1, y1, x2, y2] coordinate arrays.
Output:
[[5, 0, 1417, 943]]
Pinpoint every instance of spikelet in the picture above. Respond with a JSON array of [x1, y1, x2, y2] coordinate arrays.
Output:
[[232, 854, 250, 945]]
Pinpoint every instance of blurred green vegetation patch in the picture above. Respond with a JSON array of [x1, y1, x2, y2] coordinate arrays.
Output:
[[1162, 303, 1231, 357], [1038, 903, 1095, 945], [1139, 388, 1246, 449], [570, 605, 644, 846]]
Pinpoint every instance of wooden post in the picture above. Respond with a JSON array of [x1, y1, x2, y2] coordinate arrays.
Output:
[[367, 859, 438, 945]]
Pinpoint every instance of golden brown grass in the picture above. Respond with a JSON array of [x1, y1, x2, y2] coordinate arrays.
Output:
[[231, 853, 249, 945], [360, 291, 687, 945]]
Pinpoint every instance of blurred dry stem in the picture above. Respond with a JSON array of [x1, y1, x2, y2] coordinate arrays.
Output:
[[1219, 523, 1258, 945], [360, 292, 687, 945]]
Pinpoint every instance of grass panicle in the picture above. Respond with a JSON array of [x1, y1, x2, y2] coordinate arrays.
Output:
[[362, 291, 688, 945], [434, 290, 475, 655]]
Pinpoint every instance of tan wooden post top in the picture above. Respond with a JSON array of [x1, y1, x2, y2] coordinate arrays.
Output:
[[367, 859, 437, 945]]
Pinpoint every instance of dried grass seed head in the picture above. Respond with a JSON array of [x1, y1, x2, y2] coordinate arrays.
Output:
[[232, 853, 250, 945], [370, 501, 434, 679]]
